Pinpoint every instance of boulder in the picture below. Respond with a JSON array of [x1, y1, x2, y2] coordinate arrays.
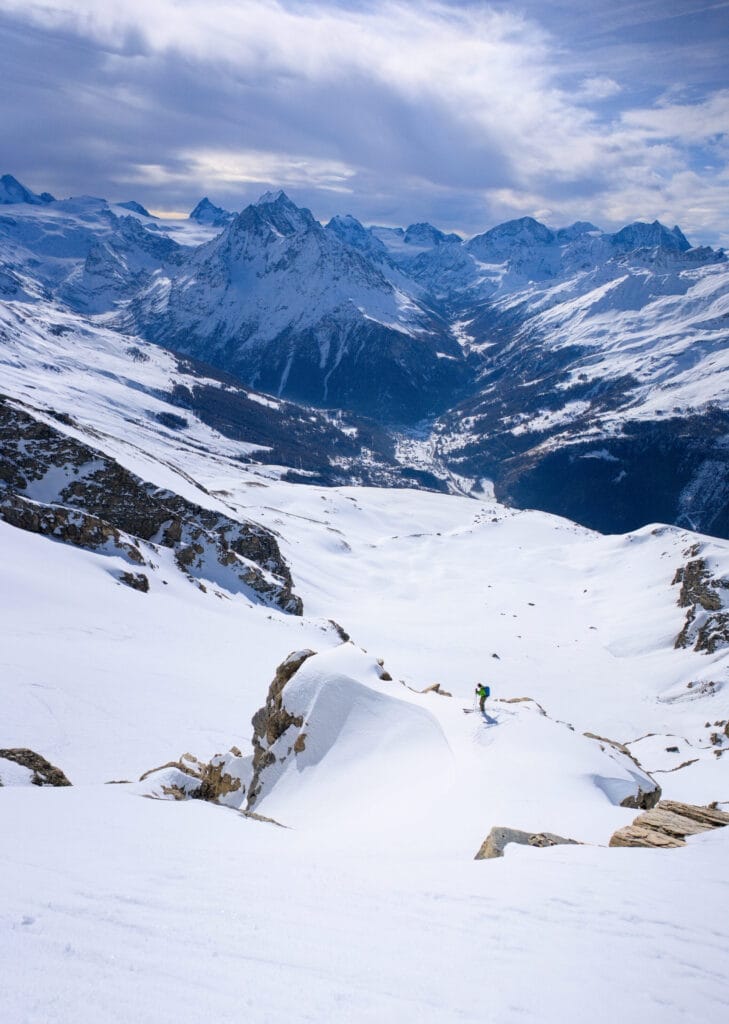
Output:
[[475, 826, 580, 860]]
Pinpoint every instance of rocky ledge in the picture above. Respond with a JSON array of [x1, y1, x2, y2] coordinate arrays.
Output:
[[609, 800, 729, 848]]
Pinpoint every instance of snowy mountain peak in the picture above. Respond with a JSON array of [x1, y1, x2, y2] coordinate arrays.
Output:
[[234, 191, 316, 238], [556, 221, 601, 241], [118, 200, 153, 217], [472, 216, 556, 247], [326, 214, 387, 255], [254, 189, 290, 206], [189, 197, 234, 226], [0, 173, 55, 206], [611, 220, 691, 253], [403, 223, 461, 248]]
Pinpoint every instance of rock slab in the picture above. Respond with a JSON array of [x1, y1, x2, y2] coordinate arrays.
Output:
[[475, 827, 580, 860], [609, 800, 729, 848]]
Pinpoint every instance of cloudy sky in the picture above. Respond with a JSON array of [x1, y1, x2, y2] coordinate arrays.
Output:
[[2, 0, 728, 244]]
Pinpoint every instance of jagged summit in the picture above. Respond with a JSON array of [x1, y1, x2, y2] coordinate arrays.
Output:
[[189, 196, 234, 227], [403, 222, 461, 247], [254, 189, 290, 206], [326, 214, 387, 256], [117, 200, 153, 217], [0, 173, 54, 206], [233, 190, 317, 237], [610, 220, 691, 253]]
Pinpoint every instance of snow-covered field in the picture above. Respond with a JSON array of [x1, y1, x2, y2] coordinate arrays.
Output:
[[0, 241, 728, 1021], [3, 783, 727, 1024]]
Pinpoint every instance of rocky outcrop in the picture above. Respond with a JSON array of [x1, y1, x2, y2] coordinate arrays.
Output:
[[247, 649, 316, 806], [0, 397, 301, 613], [475, 827, 580, 860], [609, 800, 729, 848], [673, 554, 729, 653], [0, 748, 72, 787], [139, 748, 249, 806], [418, 682, 452, 697], [497, 696, 548, 716], [0, 491, 145, 563], [118, 570, 150, 592]]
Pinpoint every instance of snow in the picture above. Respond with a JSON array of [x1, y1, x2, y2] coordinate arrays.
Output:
[[246, 391, 281, 410], [2, 188, 729, 1023], [1, 784, 727, 1024], [0, 757, 35, 785]]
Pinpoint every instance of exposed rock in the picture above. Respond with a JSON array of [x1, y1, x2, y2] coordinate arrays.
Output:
[[497, 697, 547, 716], [609, 800, 729, 848], [194, 750, 245, 802], [247, 649, 316, 805], [0, 491, 145, 563], [375, 658, 393, 681], [673, 558, 721, 610], [328, 619, 350, 642], [475, 826, 580, 860], [139, 748, 248, 806], [119, 571, 150, 592], [139, 751, 203, 783], [0, 397, 302, 613], [419, 682, 452, 697], [240, 809, 288, 828], [0, 748, 72, 787], [673, 557, 729, 653]]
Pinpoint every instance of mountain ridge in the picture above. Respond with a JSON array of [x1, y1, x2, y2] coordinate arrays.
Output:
[[1, 172, 728, 536]]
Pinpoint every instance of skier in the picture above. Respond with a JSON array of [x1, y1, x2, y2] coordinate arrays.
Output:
[[475, 682, 490, 713]]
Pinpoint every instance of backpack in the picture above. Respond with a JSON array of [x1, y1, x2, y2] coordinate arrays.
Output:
[[484, 686, 491, 698]]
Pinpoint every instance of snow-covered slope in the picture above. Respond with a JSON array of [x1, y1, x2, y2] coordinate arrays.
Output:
[[0, 296, 440, 492], [2, 287, 729, 1021], [436, 244, 729, 535]]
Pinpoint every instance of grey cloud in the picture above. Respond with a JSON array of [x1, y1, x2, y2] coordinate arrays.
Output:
[[1, 4, 727, 243]]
